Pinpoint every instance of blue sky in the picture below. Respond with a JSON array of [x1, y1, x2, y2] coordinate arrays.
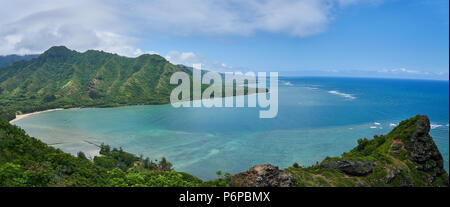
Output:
[[1, 0, 448, 80]]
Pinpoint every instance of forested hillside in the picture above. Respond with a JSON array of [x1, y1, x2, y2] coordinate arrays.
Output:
[[0, 119, 229, 187], [0, 55, 39, 67], [0, 46, 195, 119], [0, 46, 260, 121]]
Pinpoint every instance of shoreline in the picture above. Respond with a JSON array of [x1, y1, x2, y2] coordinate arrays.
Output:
[[7, 93, 264, 124], [9, 108, 101, 160], [9, 108, 65, 124], [8, 105, 450, 180]]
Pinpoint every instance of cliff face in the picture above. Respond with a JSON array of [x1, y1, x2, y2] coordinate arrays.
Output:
[[407, 116, 446, 180], [232, 115, 449, 187]]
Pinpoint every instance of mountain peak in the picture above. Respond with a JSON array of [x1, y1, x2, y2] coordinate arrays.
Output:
[[45, 45, 71, 52], [41, 46, 75, 58], [137, 53, 167, 62]]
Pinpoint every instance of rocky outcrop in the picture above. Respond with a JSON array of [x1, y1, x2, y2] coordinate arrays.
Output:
[[230, 164, 295, 187], [381, 168, 402, 184], [229, 115, 448, 187], [406, 115, 446, 180], [391, 139, 403, 154], [321, 160, 377, 176]]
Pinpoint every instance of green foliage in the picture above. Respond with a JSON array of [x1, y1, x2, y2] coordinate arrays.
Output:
[[204, 171, 232, 187], [158, 157, 173, 171], [77, 151, 88, 160], [0, 163, 27, 186], [287, 115, 449, 187], [99, 145, 139, 171], [0, 110, 14, 122], [352, 135, 387, 157], [0, 119, 212, 187], [93, 156, 117, 170], [0, 120, 106, 186]]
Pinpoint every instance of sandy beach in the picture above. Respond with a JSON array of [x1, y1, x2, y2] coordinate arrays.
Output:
[[9, 107, 101, 159], [9, 108, 65, 124]]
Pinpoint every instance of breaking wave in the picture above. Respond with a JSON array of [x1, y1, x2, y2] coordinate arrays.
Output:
[[328, 90, 356, 100]]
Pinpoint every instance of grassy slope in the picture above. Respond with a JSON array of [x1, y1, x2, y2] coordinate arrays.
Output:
[[286, 115, 448, 187]]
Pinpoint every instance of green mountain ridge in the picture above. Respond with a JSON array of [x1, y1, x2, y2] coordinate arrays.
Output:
[[0, 46, 262, 121], [0, 54, 40, 67], [0, 46, 191, 118]]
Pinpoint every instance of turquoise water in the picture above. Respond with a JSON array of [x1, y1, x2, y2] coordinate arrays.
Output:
[[13, 77, 449, 180]]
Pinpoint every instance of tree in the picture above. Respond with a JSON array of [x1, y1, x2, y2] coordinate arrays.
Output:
[[158, 157, 172, 171], [216, 170, 222, 178], [77, 151, 88, 160], [0, 163, 27, 186]]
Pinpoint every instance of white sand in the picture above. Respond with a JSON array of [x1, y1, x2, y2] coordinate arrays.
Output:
[[9, 107, 101, 159], [9, 108, 64, 124]]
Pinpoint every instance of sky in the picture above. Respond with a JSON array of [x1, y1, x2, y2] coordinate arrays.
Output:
[[0, 0, 448, 80]]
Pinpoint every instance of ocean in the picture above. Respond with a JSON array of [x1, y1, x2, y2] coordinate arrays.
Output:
[[12, 77, 449, 180]]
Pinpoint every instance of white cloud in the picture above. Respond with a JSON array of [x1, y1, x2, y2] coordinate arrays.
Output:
[[165, 51, 234, 72], [0, 0, 145, 56], [118, 0, 332, 37], [166, 51, 201, 66], [372, 67, 448, 80], [378, 68, 429, 75], [0, 0, 382, 56], [286, 68, 449, 80]]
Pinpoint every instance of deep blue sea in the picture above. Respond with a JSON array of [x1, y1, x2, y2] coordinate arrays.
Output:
[[13, 77, 449, 180]]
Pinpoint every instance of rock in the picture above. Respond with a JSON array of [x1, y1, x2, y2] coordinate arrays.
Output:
[[406, 116, 446, 180], [230, 164, 295, 187], [382, 168, 402, 184], [322, 160, 377, 176], [391, 139, 403, 154]]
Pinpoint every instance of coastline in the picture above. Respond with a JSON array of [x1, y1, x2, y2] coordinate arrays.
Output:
[[6, 92, 262, 124], [9, 107, 101, 159], [9, 108, 65, 124], [7, 103, 450, 181]]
